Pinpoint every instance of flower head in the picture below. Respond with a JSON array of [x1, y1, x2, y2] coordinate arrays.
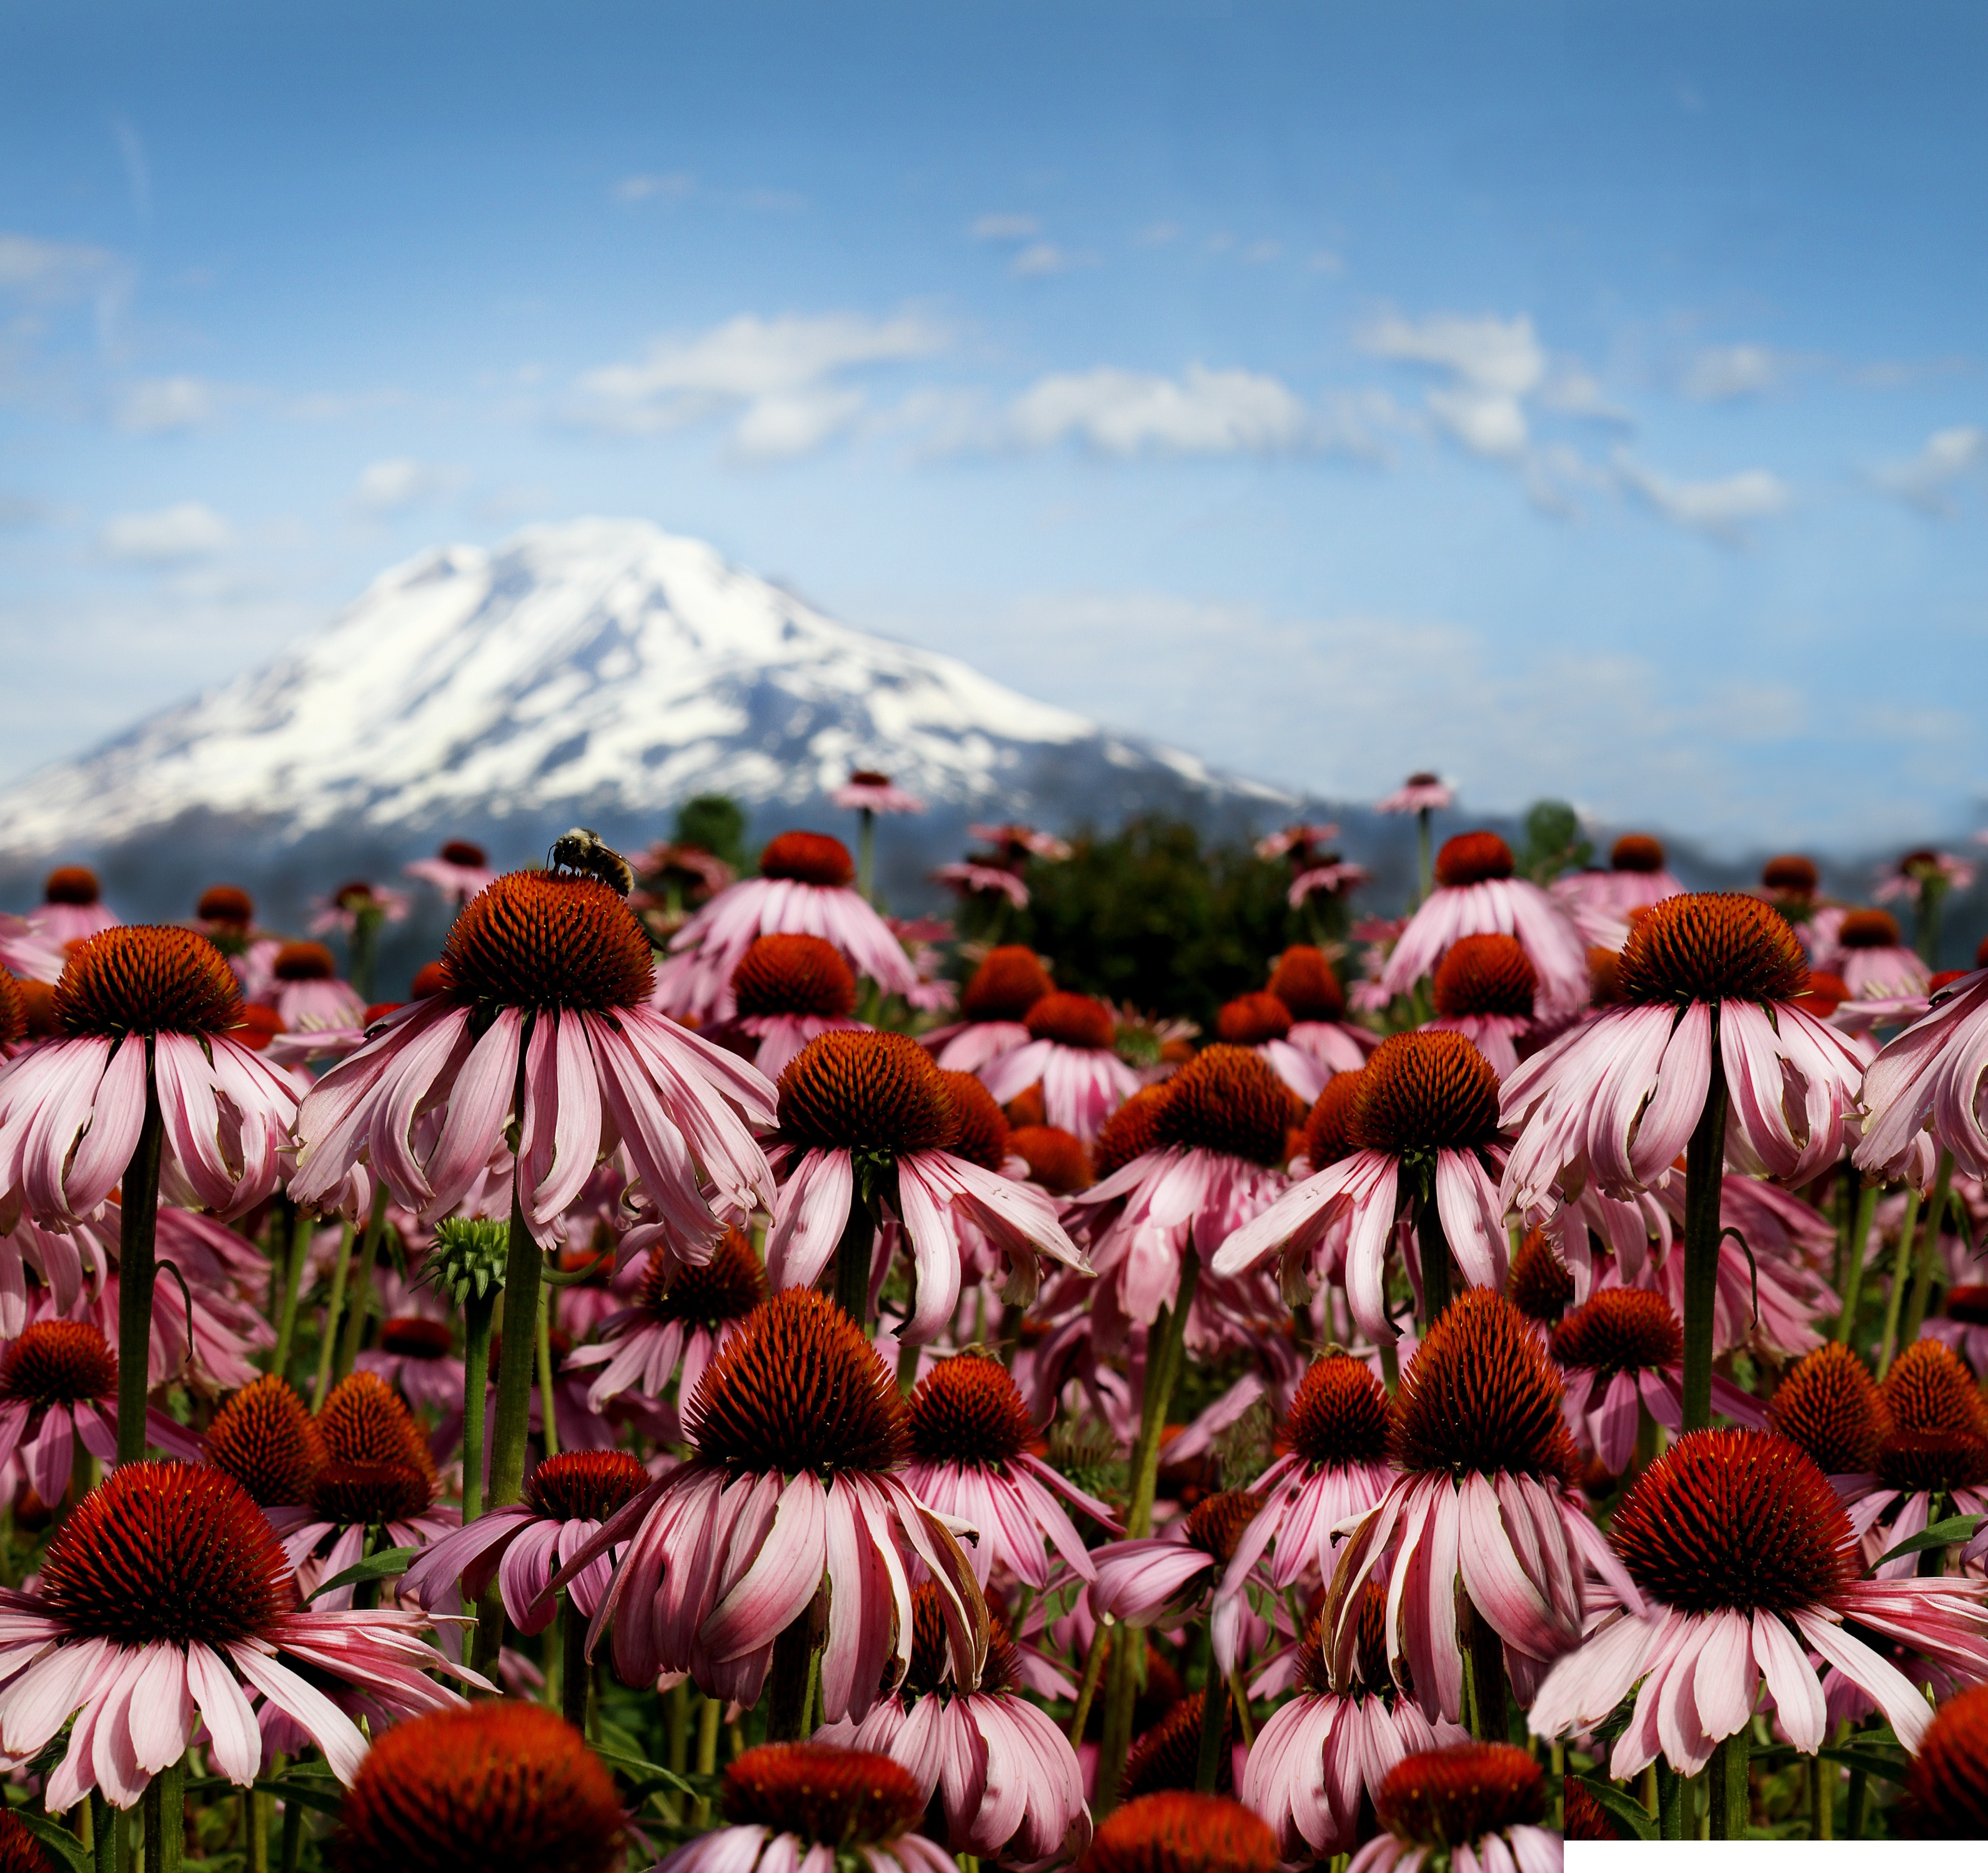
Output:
[[1358, 1744, 1554, 1873], [1901, 1683, 1988, 1839], [1081, 1792, 1278, 1873], [1269, 948, 1346, 1022], [1768, 1344, 1890, 1476], [205, 1375, 329, 1505]]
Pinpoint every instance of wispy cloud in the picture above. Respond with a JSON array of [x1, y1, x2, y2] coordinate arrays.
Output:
[[116, 375, 235, 436], [97, 502, 232, 565], [614, 172, 695, 202], [1869, 425, 1984, 515], [1679, 344, 1792, 403], [970, 212, 1040, 241], [1359, 311, 1546, 459], [1011, 242, 1098, 279], [1135, 221, 1181, 247], [1614, 451, 1791, 541], [0, 232, 118, 304], [350, 459, 466, 517]]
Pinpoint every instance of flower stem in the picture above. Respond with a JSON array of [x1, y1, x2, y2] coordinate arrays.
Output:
[[1903, 1148, 1956, 1350], [765, 1609, 816, 1741], [1193, 1628, 1227, 1792], [1415, 807, 1432, 907], [690, 1696, 721, 1827], [857, 807, 878, 903], [833, 1199, 876, 1330], [1709, 1727, 1749, 1838], [1835, 1181, 1879, 1347], [1466, 1606, 1508, 1742], [336, 1183, 390, 1383], [1877, 1187, 1921, 1378], [1657, 1761, 1684, 1839], [115, 1064, 166, 1467], [561, 1590, 591, 1735], [310, 1220, 355, 1408], [1416, 1186, 1453, 1327], [1679, 1020, 1731, 1434], [271, 1201, 314, 1384], [144, 1754, 184, 1873], [91, 1792, 114, 1873], [476, 1190, 545, 1667], [536, 1284, 561, 1459], [459, 1285, 497, 1526], [1065, 1622, 1108, 1746]]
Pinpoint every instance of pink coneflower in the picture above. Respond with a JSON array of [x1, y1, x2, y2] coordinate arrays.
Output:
[[979, 991, 1144, 1144], [1326, 1291, 1629, 1729], [1899, 1682, 1988, 1838], [1288, 860, 1372, 909], [1215, 993, 1327, 1102], [927, 946, 1055, 1073], [1215, 1031, 1508, 1344], [1421, 932, 1539, 1079], [1092, 1488, 1267, 1679], [28, 865, 119, 945], [903, 1352, 1118, 1588], [1248, 960, 1363, 1085], [204, 1374, 327, 1508], [0, 1206, 94, 1339], [1351, 1744, 1560, 1873], [1766, 1341, 1891, 1481], [1550, 833, 1684, 946], [403, 838, 498, 905], [355, 1311, 464, 1415], [1877, 847, 1977, 906], [566, 1225, 765, 1413], [1761, 852, 1822, 917], [401, 1448, 650, 1634], [1245, 1353, 1394, 1592], [1856, 968, 1988, 1183], [821, 1586, 1091, 1865], [290, 870, 775, 1251], [1381, 833, 1589, 1019], [1256, 822, 1342, 861], [1377, 775, 1454, 815], [0, 917, 64, 986], [1529, 1430, 1988, 1777], [1845, 1339, 1988, 1576], [1551, 1288, 1763, 1474], [763, 1033, 1084, 1344], [834, 768, 926, 814], [0, 1462, 473, 1809], [658, 830, 920, 1021], [0, 1321, 199, 1503], [1823, 907, 1932, 1000], [1243, 1598, 1468, 1863], [557, 1290, 986, 1726], [655, 1744, 956, 1873], [267, 939, 368, 1031], [309, 878, 412, 938], [702, 932, 868, 1081], [1927, 1283, 1988, 1375], [1083, 1792, 1278, 1873], [975, 822, 1073, 863], [933, 860, 1031, 910]]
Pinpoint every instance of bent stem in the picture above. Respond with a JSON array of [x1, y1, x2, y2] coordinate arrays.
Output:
[[1678, 1019, 1731, 1434], [1834, 1181, 1879, 1348], [1066, 1623, 1109, 1746], [116, 1061, 167, 1466], [1903, 1148, 1956, 1350]]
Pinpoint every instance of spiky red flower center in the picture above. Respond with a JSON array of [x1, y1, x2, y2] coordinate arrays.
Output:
[[1616, 893, 1807, 1006], [1947, 1286, 1988, 1326], [1215, 993, 1291, 1046], [207, 1374, 326, 1505], [1882, 1338, 1988, 1443], [379, 1316, 455, 1360], [42, 1463, 289, 1647], [1611, 834, 1666, 873], [902, 1581, 1023, 1697], [1588, 946, 1622, 1006], [1153, 1045, 1296, 1167], [732, 933, 858, 1020], [1563, 1777, 1623, 1842], [0, 1809, 59, 1873], [908, 1353, 1034, 1467], [1302, 1070, 1361, 1168], [778, 1030, 960, 1154], [441, 840, 487, 867], [1902, 1682, 1988, 1840], [1183, 1489, 1264, 1565], [440, 872, 653, 1012], [1374, 1744, 1546, 1847], [1081, 1792, 1278, 1873], [1283, 1354, 1390, 1468], [1508, 1230, 1574, 1323], [1011, 1123, 1093, 1194], [721, 1743, 923, 1846], [55, 925, 242, 1037], [1878, 1429, 1988, 1493], [1551, 1288, 1682, 1377], [940, 1070, 1011, 1171], [1092, 1085, 1170, 1180], [1349, 1031, 1501, 1153], [1767, 1344, 1890, 1475], [274, 941, 337, 982], [311, 1459, 434, 1526], [197, 884, 254, 924], [44, 867, 99, 907], [1026, 991, 1116, 1050], [1839, 908, 1904, 949], [410, 960, 447, 998], [1393, 1290, 1577, 1483], [0, 1321, 114, 1406], [523, 1449, 651, 1523], [962, 946, 1053, 1023], [1123, 1690, 1235, 1799], [1267, 946, 1345, 1022], [318, 1370, 439, 1492], [0, 971, 21, 1049], [1432, 935, 1536, 1020], [639, 1229, 768, 1327], [760, 832, 857, 888], [1613, 1429, 1852, 1614], [687, 1289, 908, 1476], [1434, 832, 1514, 888], [335, 1701, 625, 1873], [1762, 855, 1819, 894]]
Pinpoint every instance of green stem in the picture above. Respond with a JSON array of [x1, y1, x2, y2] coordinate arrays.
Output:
[[311, 1221, 355, 1408], [459, 1286, 497, 1526], [1835, 1182, 1879, 1347], [1065, 1622, 1108, 1746], [1657, 1762, 1684, 1841], [690, 1697, 721, 1828], [1416, 1186, 1453, 1327], [1679, 1021, 1731, 1433], [1467, 1606, 1508, 1743], [1226, 1669, 1256, 1747], [350, 908, 380, 1003], [1193, 1630, 1227, 1793], [270, 1203, 314, 1385], [115, 1064, 166, 1468], [281, 1784, 304, 1873], [536, 1283, 561, 1459], [998, 1300, 1025, 1368], [247, 1782, 270, 1873], [336, 1183, 390, 1382], [91, 1792, 114, 1873], [1903, 1148, 1956, 1350], [833, 1198, 876, 1330], [858, 808, 877, 903], [1877, 1188, 1921, 1378], [1847, 1764, 1869, 1839], [561, 1591, 591, 1734], [1415, 806, 1432, 907], [1709, 1727, 1749, 1839], [766, 1611, 816, 1741], [145, 1755, 184, 1873], [477, 1189, 544, 1667], [1812, 1754, 1833, 1840]]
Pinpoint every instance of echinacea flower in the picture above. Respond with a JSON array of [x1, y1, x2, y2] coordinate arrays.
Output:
[[1381, 833, 1589, 1020], [765, 1031, 1085, 1343], [1377, 775, 1454, 816], [1351, 1744, 1561, 1873], [402, 1448, 650, 1634], [1081, 1791, 1278, 1873], [658, 830, 921, 1022], [1421, 933, 1539, 1080], [1767, 1341, 1891, 1479], [355, 1311, 465, 1415], [1265, 947, 1377, 1076], [1214, 993, 1327, 1103], [557, 1289, 987, 1719], [1899, 1682, 1988, 1839], [267, 940, 368, 1031], [1122, 1689, 1238, 1799], [655, 1743, 956, 1873], [1761, 853, 1821, 916], [1824, 908, 1931, 1001], [28, 866, 118, 946], [1091, 1488, 1266, 1679], [1855, 968, 1988, 1183], [980, 992, 1145, 1145], [0, 1462, 474, 1809], [331, 1699, 622, 1873], [1010, 1123, 1095, 1195], [203, 1374, 327, 1508], [934, 861, 1031, 910], [1244, 1352, 1394, 1592], [309, 878, 411, 937], [1845, 1339, 1988, 1576], [1550, 833, 1683, 946], [1215, 1031, 1510, 1344], [402, 838, 499, 906], [927, 946, 1055, 1074], [833, 769, 926, 814], [1257, 823, 1343, 862], [1529, 1429, 1988, 1774], [703, 932, 868, 1081], [290, 869, 776, 1250], [904, 1352, 1118, 1587], [821, 1584, 1092, 1866], [1877, 848, 1978, 908], [1927, 1283, 1988, 1376]]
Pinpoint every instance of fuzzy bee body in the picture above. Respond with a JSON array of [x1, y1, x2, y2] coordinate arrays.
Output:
[[547, 827, 635, 897]]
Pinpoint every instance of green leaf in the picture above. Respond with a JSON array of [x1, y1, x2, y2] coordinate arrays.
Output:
[[1873, 1514, 1984, 1569], [302, 1546, 419, 1602], [7, 1811, 90, 1872], [1817, 1746, 1910, 1784], [1573, 1774, 1657, 1842], [592, 1747, 698, 1797]]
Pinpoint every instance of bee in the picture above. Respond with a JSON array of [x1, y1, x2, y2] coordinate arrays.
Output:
[[547, 827, 635, 897]]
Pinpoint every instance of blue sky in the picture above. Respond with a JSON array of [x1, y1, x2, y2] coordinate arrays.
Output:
[[2, 0, 1985, 853]]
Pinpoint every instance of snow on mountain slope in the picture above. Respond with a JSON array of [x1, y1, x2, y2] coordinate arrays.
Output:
[[0, 519, 1283, 857]]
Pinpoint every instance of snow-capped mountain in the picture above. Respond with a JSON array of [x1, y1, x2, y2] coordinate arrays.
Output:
[[0, 520, 1290, 922]]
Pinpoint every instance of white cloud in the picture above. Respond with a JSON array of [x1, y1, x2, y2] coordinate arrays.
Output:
[[97, 502, 232, 565], [970, 212, 1039, 241], [1870, 426, 1984, 515], [1005, 364, 1314, 455], [1307, 249, 1344, 275], [1538, 366, 1631, 426], [350, 459, 465, 516], [0, 232, 117, 303], [1679, 344, 1786, 402], [615, 172, 695, 202], [1614, 452, 1791, 540], [1011, 242, 1097, 279], [1359, 311, 1548, 459], [1136, 221, 1181, 247], [574, 310, 947, 458], [116, 376, 231, 436], [1243, 240, 1282, 264]]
